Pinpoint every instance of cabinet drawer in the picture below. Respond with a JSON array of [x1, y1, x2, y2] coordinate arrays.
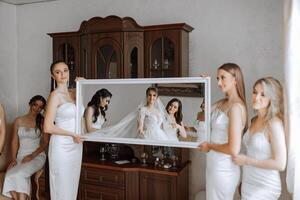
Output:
[[79, 184, 125, 200], [81, 167, 125, 188]]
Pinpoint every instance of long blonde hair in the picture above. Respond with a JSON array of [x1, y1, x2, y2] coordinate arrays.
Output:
[[253, 77, 284, 122], [218, 63, 248, 132]]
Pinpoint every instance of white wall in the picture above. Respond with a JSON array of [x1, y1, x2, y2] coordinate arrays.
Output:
[[0, 2, 18, 122], [1, 0, 283, 199], [15, 0, 283, 116]]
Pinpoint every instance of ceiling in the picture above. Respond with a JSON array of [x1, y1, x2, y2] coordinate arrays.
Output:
[[0, 0, 56, 5]]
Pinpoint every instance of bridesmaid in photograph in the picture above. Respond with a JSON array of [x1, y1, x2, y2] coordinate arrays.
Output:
[[232, 77, 286, 199], [44, 61, 83, 200], [84, 88, 112, 133], [165, 98, 187, 141], [199, 63, 247, 200]]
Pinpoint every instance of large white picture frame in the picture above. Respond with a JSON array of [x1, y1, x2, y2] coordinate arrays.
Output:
[[76, 77, 210, 148]]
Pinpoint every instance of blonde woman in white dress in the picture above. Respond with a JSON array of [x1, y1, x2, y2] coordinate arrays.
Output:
[[199, 63, 247, 200], [232, 77, 286, 200], [2, 95, 48, 200], [44, 61, 84, 200], [0, 103, 6, 155]]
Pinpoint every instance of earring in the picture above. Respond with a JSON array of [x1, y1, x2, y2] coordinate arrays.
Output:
[[67, 80, 69, 88], [53, 80, 56, 90]]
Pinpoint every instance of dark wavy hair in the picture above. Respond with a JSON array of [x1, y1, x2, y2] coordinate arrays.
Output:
[[29, 95, 46, 133], [166, 98, 183, 124], [87, 89, 112, 122]]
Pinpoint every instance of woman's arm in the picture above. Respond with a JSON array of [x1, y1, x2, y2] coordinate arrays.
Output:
[[137, 107, 146, 136], [0, 104, 6, 153], [177, 122, 187, 138], [7, 119, 20, 170], [233, 118, 286, 171], [43, 92, 82, 143], [22, 130, 49, 164], [200, 103, 245, 155], [84, 107, 98, 133]]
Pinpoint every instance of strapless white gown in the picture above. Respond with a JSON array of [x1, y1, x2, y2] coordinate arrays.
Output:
[[48, 103, 83, 200], [206, 108, 240, 200], [2, 127, 46, 198], [91, 114, 105, 130], [241, 130, 281, 199]]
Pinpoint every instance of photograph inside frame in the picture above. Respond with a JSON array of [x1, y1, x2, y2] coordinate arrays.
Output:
[[76, 77, 210, 148]]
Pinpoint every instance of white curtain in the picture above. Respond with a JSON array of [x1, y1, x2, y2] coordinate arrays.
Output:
[[284, 0, 300, 199]]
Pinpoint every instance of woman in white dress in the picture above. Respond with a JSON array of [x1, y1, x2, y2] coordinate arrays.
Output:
[[199, 63, 247, 200], [232, 77, 286, 200], [44, 61, 84, 200], [184, 99, 206, 142], [165, 98, 187, 141], [0, 103, 6, 155], [84, 88, 112, 132], [2, 95, 48, 200], [137, 87, 169, 140]]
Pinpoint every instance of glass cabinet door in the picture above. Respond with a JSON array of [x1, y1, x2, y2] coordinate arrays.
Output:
[[130, 47, 138, 78], [150, 37, 175, 77], [162, 38, 175, 77], [96, 44, 119, 79], [150, 38, 162, 77]]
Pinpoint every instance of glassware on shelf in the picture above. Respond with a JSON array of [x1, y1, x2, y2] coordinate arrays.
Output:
[[171, 155, 178, 169], [140, 152, 149, 166], [107, 144, 119, 159], [99, 146, 106, 161], [163, 59, 169, 69], [152, 59, 160, 69]]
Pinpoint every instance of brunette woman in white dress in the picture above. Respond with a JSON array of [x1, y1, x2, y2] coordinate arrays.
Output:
[[232, 77, 286, 200], [199, 63, 247, 200], [2, 95, 48, 200], [44, 61, 83, 200], [84, 89, 112, 132], [165, 98, 187, 141], [0, 103, 6, 155]]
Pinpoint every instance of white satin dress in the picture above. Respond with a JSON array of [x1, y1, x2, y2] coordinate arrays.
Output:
[[2, 127, 46, 198], [206, 108, 240, 200], [241, 130, 281, 199], [48, 102, 83, 200]]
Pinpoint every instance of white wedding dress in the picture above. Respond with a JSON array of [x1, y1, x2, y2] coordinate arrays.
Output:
[[241, 130, 281, 199], [206, 108, 240, 200], [138, 106, 169, 140], [48, 102, 82, 200], [2, 127, 46, 198]]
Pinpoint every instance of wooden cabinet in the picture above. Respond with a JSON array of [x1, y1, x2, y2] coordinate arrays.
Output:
[[48, 15, 193, 80], [48, 15, 193, 200], [144, 25, 193, 78], [78, 156, 189, 200]]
